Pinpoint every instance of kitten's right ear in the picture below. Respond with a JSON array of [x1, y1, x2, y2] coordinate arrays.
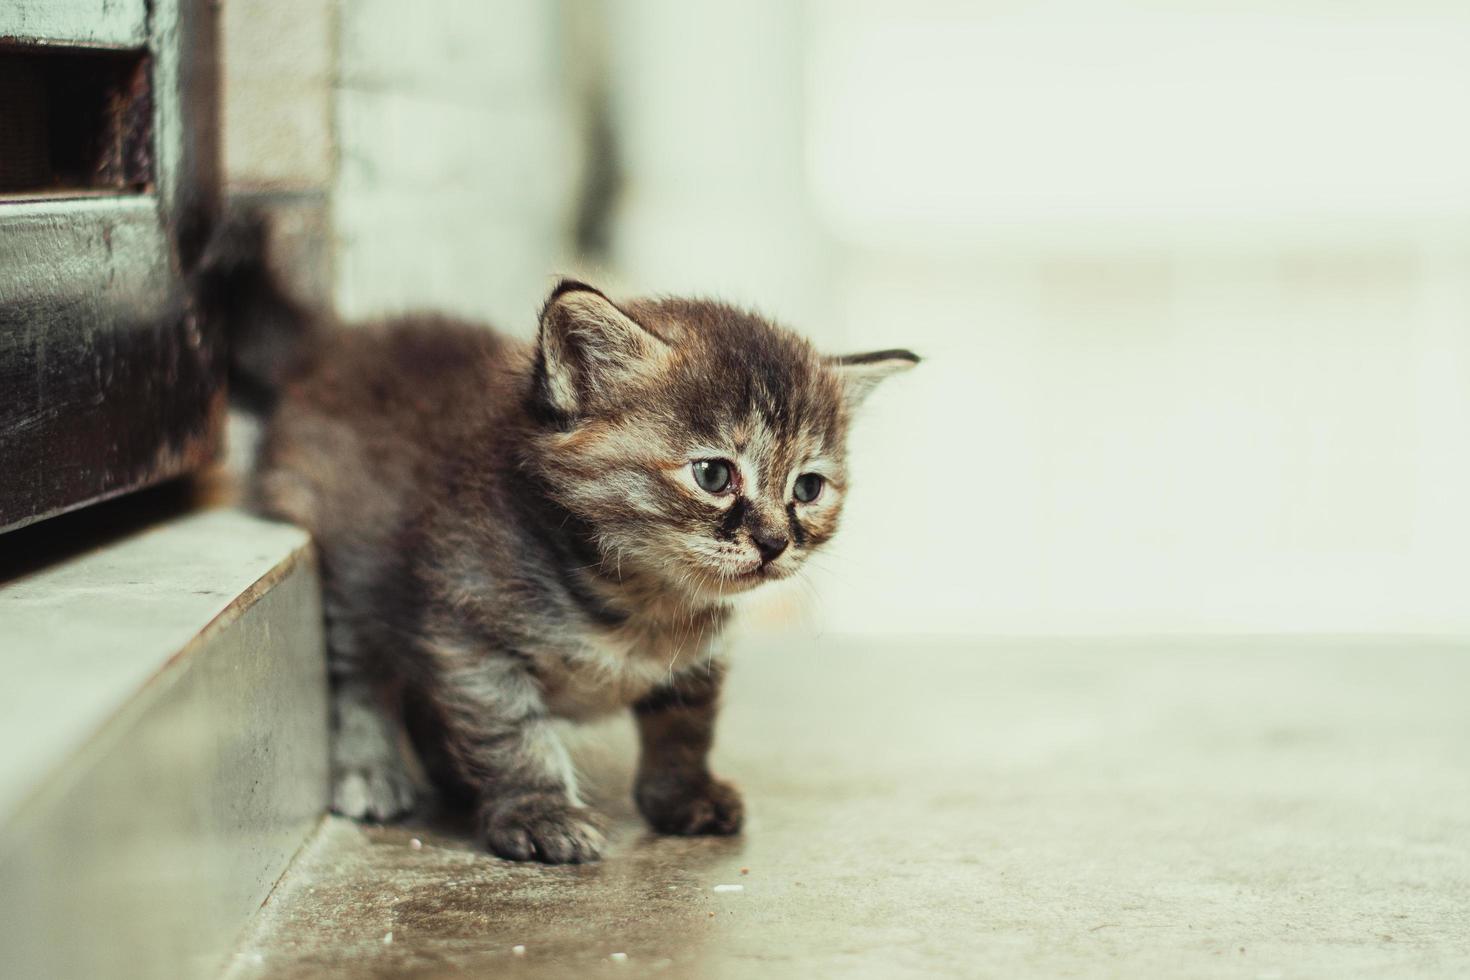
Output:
[[534, 279, 667, 420]]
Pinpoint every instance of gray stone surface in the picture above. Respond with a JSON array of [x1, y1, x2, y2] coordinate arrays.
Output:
[[0, 510, 314, 816], [220, 0, 336, 192], [0, 510, 329, 980], [224, 638, 1470, 978], [332, 0, 577, 325], [218, 0, 584, 326]]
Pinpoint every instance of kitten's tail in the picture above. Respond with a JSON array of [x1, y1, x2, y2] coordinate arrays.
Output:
[[196, 209, 316, 411]]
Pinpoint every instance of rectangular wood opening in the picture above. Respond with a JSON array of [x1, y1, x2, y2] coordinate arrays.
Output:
[[0, 46, 153, 198]]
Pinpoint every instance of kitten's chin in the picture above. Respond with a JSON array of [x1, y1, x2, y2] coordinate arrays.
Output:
[[677, 562, 791, 600]]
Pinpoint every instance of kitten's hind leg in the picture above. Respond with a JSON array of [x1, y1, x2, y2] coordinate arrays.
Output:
[[331, 675, 418, 822]]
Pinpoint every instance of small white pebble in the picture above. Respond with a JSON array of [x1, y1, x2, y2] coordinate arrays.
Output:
[[511, 944, 527, 956], [382, 931, 394, 944], [409, 838, 423, 850], [712, 884, 744, 893], [610, 952, 629, 962]]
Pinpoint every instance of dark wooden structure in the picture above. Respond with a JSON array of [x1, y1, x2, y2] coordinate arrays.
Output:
[[0, 0, 222, 535]]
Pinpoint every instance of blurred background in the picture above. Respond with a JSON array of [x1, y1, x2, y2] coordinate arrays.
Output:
[[224, 0, 1470, 638], [7, 4, 1470, 974]]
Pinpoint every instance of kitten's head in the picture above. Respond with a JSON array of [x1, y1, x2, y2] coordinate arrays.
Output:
[[529, 280, 916, 602]]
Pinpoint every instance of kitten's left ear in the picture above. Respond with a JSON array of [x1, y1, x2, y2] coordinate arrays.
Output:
[[536, 278, 667, 419], [828, 349, 921, 410]]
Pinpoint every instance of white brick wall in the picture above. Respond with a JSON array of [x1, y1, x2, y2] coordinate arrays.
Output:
[[222, 0, 580, 330], [220, 0, 335, 193], [332, 0, 580, 332], [219, 0, 336, 305]]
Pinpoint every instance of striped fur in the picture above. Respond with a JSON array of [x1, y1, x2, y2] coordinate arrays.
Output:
[[249, 279, 915, 863]]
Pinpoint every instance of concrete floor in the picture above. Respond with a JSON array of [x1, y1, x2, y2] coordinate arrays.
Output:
[[224, 639, 1470, 979]]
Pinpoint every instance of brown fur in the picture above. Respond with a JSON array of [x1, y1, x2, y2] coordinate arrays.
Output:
[[208, 242, 916, 862]]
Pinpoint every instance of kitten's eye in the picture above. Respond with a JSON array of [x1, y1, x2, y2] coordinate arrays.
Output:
[[692, 459, 734, 494], [793, 473, 825, 503]]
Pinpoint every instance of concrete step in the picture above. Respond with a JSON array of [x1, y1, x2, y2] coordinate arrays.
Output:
[[0, 508, 328, 980]]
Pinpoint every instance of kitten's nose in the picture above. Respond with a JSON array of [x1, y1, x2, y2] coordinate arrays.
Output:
[[752, 531, 789, 564]]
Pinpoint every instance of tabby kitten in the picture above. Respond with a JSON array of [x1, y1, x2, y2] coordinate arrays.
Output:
[[211, 234, 915, 863]]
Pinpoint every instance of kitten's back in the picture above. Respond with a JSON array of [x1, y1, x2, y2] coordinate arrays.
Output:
[[254, 318, 526, 566]]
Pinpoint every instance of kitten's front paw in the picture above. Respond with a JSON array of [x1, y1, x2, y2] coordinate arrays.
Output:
[[332, 762, 418, 823], [636, 774, 744, 836], [480, 794, 606, 864]]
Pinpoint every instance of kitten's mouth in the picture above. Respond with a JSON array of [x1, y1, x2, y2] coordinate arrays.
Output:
[[684, 559, 790, 596], [735, 561, 792, 583]]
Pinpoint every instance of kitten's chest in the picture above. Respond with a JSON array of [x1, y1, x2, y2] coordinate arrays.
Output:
[[534, 614, 725, 721]]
